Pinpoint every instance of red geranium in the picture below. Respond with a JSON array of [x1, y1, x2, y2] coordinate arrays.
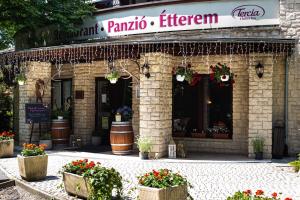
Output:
[[0, 131, 15, 141], [256, 190, 264, 196], [62, 159, 101, 175]]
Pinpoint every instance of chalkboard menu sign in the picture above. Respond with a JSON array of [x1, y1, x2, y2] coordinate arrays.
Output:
[[25, 103, 50, 124]]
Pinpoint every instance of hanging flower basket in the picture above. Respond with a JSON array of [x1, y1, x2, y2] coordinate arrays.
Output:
[[105, 71, 120, 84], [210, 63, 235, 85], [173, 64, 194, 84], [15, 73, 27, 86]]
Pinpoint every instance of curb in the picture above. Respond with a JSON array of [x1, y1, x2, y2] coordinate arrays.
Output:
[[0, 165, 63, 200]]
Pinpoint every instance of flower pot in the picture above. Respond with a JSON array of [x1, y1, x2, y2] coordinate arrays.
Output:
[[139, 152, 149, 160], [63, 172, 90, 199], [91, 136, 102, 146], [18, 80, 25, 85], [17, 155, 48, 181], [212, 133, 230, 139], [0, 139, 14, 158], [191, 132, 206, 138], [255, 152, 263, 160], [176, 75, 185, 82], [138, 184, 187, 200], [39, 140, 52, 150], [220, 75, 229, 82], [109, 78, 118, 84], [58, 116, 64, 120]]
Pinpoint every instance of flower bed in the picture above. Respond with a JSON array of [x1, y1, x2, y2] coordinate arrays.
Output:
[[61, 159, 123, 199], [137, 169, 190, 200], [0, 131, 14, 158], [227, 189, 293, 200]]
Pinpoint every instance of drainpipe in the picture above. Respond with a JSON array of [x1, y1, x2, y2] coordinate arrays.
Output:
[[284, 56, 289, 155]]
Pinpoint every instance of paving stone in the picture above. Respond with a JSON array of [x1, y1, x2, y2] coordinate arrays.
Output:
[[0, 152, 299, 200]]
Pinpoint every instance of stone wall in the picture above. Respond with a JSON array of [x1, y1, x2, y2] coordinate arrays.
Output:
[[51, 60, 139, 145], [18, 62, 52, 144]]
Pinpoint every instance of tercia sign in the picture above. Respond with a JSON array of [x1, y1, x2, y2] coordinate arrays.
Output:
[[72, 0, 279, 40]]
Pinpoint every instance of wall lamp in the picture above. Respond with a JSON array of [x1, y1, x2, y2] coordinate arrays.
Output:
[[255, 62, 264, 78], [141, 62, 150, 78]]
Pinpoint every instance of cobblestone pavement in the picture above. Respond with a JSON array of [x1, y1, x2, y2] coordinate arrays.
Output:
[[0, 151, 299, 200]]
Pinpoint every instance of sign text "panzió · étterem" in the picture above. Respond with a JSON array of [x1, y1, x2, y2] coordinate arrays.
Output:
[[72, 0, 279, 40]]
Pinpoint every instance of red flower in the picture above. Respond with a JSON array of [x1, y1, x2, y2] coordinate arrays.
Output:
[[272, 192, 278, 198], [256, 190, 264, 196], [243, 190, 252, 196], [284, 198, 293, 200], [144, 173, 149, 177], [152, 170, 159, 177], [210, 73, 214, 80]]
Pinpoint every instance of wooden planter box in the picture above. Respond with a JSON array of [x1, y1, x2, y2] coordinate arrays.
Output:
[[63, 172, 90, 199], [191, 133, 206, 138], [212, 134, 230, 139], [0, 139, 14, 158], [17, 155, 48, 181], [138, 184, 187, 200]]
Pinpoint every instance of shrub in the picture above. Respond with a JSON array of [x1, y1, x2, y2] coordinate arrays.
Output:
[[251, 138, 264, 153], [21, 143, 47, 156], [289, 160, 300, 172], [136, 137, 151, 153]]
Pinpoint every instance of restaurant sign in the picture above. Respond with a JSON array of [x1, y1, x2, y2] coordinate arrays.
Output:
[[74, 0, 279, 40]]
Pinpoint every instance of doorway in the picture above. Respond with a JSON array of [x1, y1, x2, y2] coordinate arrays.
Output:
[[95, 77, 132, 145]]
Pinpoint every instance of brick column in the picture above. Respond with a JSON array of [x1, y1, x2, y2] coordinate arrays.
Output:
[[248, 54, 273, 159], [18, 62, 52, 144], [139, 53, 173, 158]]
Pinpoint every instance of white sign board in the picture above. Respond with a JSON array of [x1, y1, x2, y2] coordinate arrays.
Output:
[[73, 0, 279, 40]]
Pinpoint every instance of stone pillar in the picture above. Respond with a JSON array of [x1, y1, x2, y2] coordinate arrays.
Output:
[[139, 53, 173, 158], [73, 64, 95, 145], [248, 54, 273, 159], [19, 62, 52, 144]]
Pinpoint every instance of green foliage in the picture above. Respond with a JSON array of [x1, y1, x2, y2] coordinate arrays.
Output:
[[289, 160, 300, 172], [51, 108, 70, 119], [136, 137, 152, 153], [210, 63, 235, 84], [174, 66, 194, 84], [0, 0, 95, 49], [227, 190, 291, 200], [15, 73, 26, 82], [85, 165, 123, 200], [138, 169, 189, 189], [21, 143, 47, 157], [61, 159, 123, 200], [0, 72, 13, 131], [251, 137, 264, 153], [105, 71, 120, 81]]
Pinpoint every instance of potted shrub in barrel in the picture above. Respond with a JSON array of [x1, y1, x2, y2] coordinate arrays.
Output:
[[18, 143, 48, 181], [137, 169, 191, 200], [61, 159, 123, 199], [0, 131, 14, 158], [40, 132, 52, 150], [252, 137, 264, 160], [136, 136, 152, 159]]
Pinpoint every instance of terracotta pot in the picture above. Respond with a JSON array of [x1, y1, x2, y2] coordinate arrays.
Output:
[[18, 155, 48, 181], [0, 139, 14, 158], [39, 140, 52, 150], [63, 172, 90, 199], [138, 184, 187, 200]]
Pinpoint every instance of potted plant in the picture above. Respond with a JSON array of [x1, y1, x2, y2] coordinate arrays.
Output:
[[18, 143, 48, 181], [252, 137, 264, 160], [288, 153, 300, 173], [52, 109, 69, 120], [15, 73, 27, 85], [173, 65, 194, 83], [0, 131, 14, 158], [136, 136, 152, 159], [210, 63, 235, 85], [137, 169, 191, 200], [105, 70, 120, 84], [40, 132, 52, 150], [61, 159, 123, 199], [227, 189, 293, 200]]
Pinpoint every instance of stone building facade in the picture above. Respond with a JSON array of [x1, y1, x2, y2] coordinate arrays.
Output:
[[9, 0, 300, 158]]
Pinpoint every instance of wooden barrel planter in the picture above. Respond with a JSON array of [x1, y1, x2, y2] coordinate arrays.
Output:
[[51, 119, 70, 146], [110, 121, 134, 155]]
